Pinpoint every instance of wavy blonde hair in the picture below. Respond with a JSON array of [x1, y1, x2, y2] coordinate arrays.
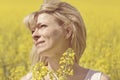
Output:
[[24, 0, 86, 66]]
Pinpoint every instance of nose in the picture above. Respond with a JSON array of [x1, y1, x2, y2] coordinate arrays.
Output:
[[32, 29, 40, 42]]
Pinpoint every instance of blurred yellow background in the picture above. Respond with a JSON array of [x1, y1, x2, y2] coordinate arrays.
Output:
[[0, 0, 120, 80]]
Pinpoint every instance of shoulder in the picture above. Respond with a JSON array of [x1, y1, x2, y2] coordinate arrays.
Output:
[[100, 73, 110, 80], [21, 72, 32, 80], [84, 69, 102, 80], [85, 69, 110, 80]]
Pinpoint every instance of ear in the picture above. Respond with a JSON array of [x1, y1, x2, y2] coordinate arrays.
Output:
[[65, 26, 72, 39]]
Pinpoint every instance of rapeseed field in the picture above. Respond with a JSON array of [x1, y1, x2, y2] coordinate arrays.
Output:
[[0, 0, 120, 80]]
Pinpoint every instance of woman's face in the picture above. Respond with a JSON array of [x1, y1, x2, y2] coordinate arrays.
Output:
[[31, 13, 68, 57]]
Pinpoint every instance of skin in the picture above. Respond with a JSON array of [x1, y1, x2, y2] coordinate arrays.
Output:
[[31, 13, 110, 80], [32, 13, 70, 71], [32, 13, 69, 56]]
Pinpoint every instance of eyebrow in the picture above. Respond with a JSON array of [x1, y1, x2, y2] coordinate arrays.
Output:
[[32, 23, 42, 29], [36, 23, 41, 27], [29, 23, 40, 31]]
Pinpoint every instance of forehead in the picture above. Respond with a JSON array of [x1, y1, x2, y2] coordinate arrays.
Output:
[[37, 13, 56, 24]]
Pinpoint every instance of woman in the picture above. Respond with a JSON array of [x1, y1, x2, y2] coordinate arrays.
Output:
[[22, 0, 110, 80]]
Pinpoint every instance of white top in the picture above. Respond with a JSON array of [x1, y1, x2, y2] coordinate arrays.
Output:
[[21, 72, 32, 80], [84, 70, 102, 80]]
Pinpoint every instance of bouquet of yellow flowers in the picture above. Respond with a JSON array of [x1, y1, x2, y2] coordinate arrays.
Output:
[[32, 48, 75, 80]]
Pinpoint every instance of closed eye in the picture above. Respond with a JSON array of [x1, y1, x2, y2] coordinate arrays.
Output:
[[39, 24, 47, 28]]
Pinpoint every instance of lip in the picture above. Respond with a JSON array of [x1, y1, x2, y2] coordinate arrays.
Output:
[[35, 41, 45, 46]]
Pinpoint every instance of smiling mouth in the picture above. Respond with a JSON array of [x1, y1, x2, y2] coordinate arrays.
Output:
[[36, 41, 45, 46]]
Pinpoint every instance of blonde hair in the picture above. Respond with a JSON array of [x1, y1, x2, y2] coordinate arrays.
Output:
[[24, 0, 86, 65]]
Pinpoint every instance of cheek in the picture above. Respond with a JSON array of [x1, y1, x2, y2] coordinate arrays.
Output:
[[52, 29, 62, 38], [44, 28, 64, 41]]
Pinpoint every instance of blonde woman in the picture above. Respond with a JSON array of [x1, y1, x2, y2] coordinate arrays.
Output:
[[21, 0, 110, 80]]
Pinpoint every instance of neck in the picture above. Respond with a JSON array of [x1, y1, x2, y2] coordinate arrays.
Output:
[[46, 47, 68, 72], [46, 60, 89, 80], [47, 57, 60, 72]]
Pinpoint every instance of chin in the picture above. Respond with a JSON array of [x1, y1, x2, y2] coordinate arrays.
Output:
[[36, 48, 47, 55], [36, 46, 52, 57]]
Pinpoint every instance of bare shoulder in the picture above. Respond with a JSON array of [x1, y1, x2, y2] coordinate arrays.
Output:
[[101, 73, 110, 80]]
